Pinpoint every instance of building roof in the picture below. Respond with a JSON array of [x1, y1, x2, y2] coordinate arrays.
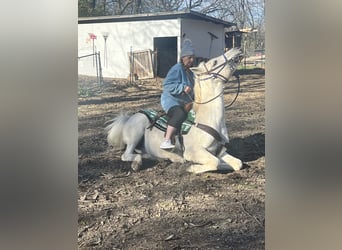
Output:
[[78, 10, 236, 28]]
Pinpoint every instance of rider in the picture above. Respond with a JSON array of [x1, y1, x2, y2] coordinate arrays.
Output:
[[160, 39, 195, 149]]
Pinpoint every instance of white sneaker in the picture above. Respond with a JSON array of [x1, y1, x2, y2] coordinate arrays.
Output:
[[160, 139, 175, 149]]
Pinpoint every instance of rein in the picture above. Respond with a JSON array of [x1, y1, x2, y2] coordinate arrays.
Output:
[[224, 72, 241, 109], [198, 54, 237, 83], [187, 53, 241, 107], [187, 72, 241, 108], [186, 89, 224, 105]]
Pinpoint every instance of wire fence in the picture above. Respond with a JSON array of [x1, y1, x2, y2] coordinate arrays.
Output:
[[78, 52, 103, 84]]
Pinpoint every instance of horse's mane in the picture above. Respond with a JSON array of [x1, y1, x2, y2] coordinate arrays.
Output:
[[192, 76, 201, 113], [192, 61, 207, 112]]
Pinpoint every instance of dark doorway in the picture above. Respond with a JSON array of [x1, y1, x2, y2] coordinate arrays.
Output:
[[154, 37, 177, 78], [225, 31, 243, 50]]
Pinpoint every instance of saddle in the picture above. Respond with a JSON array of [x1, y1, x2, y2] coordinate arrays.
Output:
[[138, 109, 196, 135], [139, 109, 225, 155]]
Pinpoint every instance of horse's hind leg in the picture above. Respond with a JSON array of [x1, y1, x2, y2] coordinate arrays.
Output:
[[121, 144, 142, 172], [121, 114, 146, 171]]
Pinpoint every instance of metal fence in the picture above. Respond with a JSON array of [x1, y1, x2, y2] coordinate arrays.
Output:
[[78, 52, 103, 84]]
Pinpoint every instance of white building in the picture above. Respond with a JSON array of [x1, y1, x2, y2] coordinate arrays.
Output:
[[78, 10, 235, 79]]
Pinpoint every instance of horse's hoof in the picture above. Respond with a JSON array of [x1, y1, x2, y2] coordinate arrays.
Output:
[[232, 159, 243, 171], [186, 166, 195, 173], [186, 164, 217, 174], [131, 161, 141, 172], [186, 165, 202, 174]]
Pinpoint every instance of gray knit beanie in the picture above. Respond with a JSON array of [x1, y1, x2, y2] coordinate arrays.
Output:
[[181, 39, 195, 57]]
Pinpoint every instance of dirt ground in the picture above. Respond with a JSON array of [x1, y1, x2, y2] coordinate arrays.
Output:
[[78, 69, 265, 249]]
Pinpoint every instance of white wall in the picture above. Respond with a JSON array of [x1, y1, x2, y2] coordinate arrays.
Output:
[[78, 19, 180, 78], [78, 18, 226, 78], [181, 19, 225, 59]]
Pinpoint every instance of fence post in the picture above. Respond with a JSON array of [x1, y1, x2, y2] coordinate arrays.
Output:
[[129, 47, 133, 84], [94, 52, 99, 84], [97, 52, 103, 84], [78, 52, 102, 81]]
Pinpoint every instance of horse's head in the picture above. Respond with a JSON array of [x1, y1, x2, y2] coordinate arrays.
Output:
[[191, 48, 243, 83], [190, 48, 243, 111]]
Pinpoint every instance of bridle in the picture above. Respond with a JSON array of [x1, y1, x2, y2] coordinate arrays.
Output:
[[189, 53, 242, 107], [198, 54, 232, 83]]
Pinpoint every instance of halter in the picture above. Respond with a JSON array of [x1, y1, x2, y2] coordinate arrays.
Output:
[[189, 53, 241, 106], [197, 54, 237, 83]]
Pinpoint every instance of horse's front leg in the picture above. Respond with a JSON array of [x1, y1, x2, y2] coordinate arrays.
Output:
[[159, 150, 185, 163], [184, 147, 220, 174], [217, 150, 243, 171]]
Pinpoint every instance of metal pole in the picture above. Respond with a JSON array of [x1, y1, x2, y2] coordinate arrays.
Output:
[[102, 32, 109, 68], [154, 48, 158, 81], [208, 37, 213, 58], [132, 50, 135, 82], [92, 39, 95, 67], [98, 51, 103, 84], [244, 38, 247, 69], [78, 53, 96, 59], [95, 51, 99, 84], [130, 46, 133, 84]]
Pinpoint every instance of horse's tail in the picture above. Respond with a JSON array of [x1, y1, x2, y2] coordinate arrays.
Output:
[[104, 113, 131, 150]]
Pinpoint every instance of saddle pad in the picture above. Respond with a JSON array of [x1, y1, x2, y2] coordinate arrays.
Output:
[[139, 109, 196, 135]]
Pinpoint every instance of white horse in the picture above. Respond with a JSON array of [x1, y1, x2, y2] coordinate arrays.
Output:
[[105, 48, 243, 174]]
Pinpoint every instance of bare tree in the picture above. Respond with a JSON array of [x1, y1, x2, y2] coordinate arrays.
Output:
[[192, 0, 265, 52]]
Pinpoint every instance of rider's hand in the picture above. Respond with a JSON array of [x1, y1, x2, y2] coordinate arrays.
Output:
[[184, 86, 192, 94]]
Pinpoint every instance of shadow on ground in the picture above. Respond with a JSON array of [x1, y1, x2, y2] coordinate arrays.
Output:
[[227, 132, 265, 162]]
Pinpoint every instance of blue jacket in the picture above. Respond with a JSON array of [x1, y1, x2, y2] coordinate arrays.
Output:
[[160, 63, 194, 113]]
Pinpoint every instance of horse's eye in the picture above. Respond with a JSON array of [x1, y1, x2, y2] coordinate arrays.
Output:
[[213, 60, 217, 67]]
